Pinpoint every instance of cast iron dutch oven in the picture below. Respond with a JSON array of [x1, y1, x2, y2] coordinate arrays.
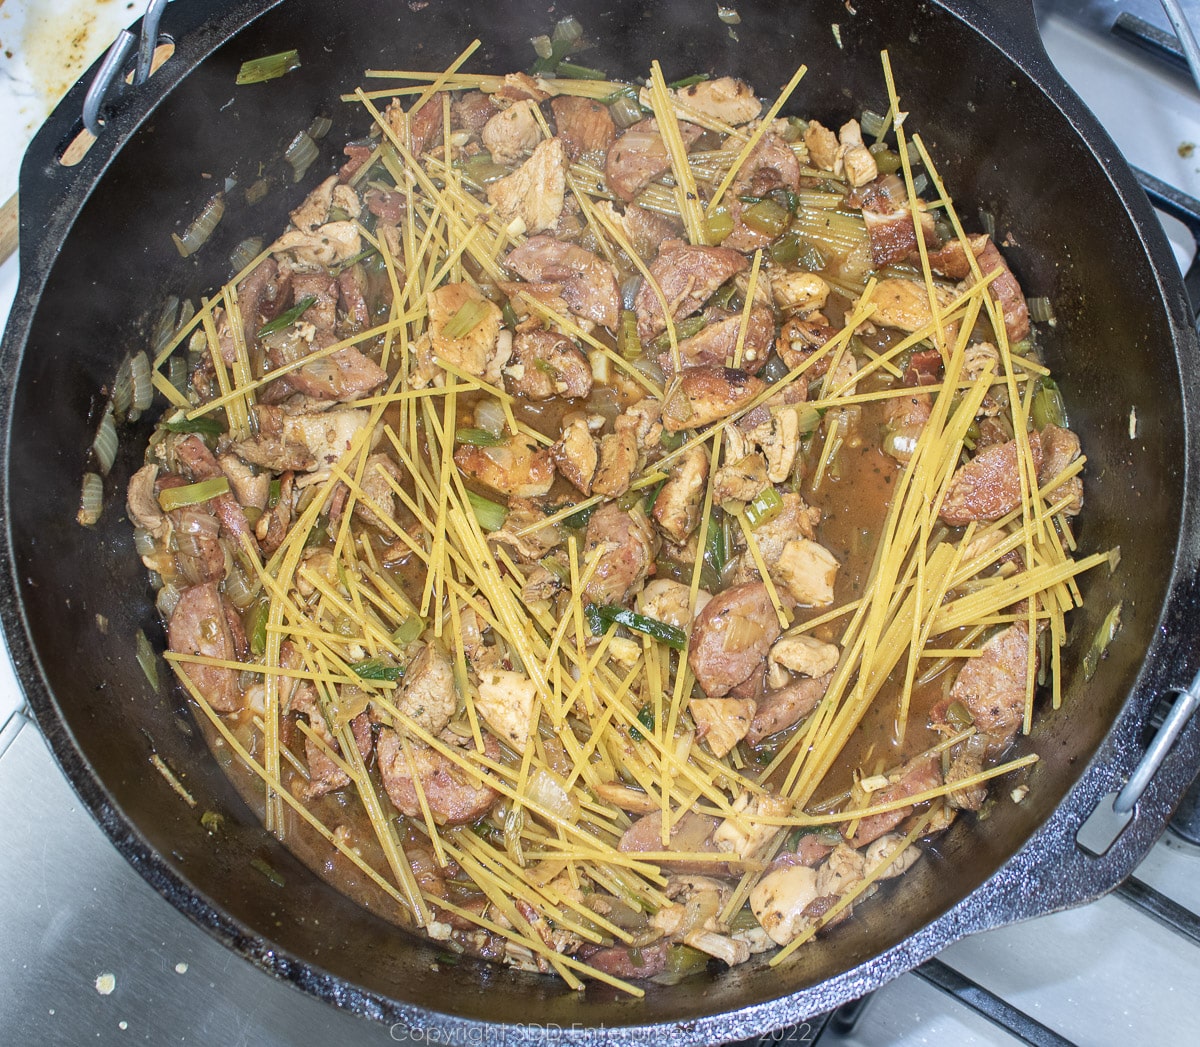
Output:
[[5, 0, 1200, 1040]]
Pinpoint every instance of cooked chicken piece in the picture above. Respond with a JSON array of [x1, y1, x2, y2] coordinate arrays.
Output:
[[634, 239, 748, 340], [940, 432, 1043, 525], [351, 453, 404, 531], [498, 280, 585, 336], [661, 366, 765, 433], [690, 697, 757, 758], [854, 173, 936, 267], [637, 578, 711, 630], [742, 405, 803, 484], [689, 581, 781, 698], [552, 415, 599, 495], [216, 453, 269, 512], [270, 221, 362, 270], [939, 621, 1033, 747], [866, 279, 952, 337], [505, 235, 621, 329], [660, 306, 774, 376], [614, 397, 665, 453], [255, 470, 294, 557], [486, 137, 567, 234], [591, 428, 639, 498], [268, 340, 388, 403], [475, 668, 537, 751], [804, 120, 839, 171], [837, 119, 878, 188], [593, 780, 660, 814], [454, 434, 555, 499], [594, 201, 683, 261], [713, 792, 793, 861], [168, 583, 246, 713], [127, 463, 166, 539], [882, 391, 931, 464], [421, 283, 508, 388], [480, 98, 540, 165], [777, 315, 836, 373], [751, 863, 820, 946], [770, 634, 839, 679], [377, 729, 499, 825], [776, 538, 839, 606], [769, 269, 830, 314], [619, 809, 732, 876], [714, 450, 769, 503], [652, 443, 709, 543], [670, 76, 761, 125], [945, 734, 989, 811], [845, 755, 942, 846], [604, 117, 704, 203], [583, 503, 657, 606], [282, 407, 374, 470], [289, 176, 339, 233], [383, 94, 445, 156], [865, 833, 924, 878], [1039, 424, 1084, 516], [746, 672, 831, 745], [550, 95, 617, 160], [503, 329, 593, 401], [489, 497, 563, 563]]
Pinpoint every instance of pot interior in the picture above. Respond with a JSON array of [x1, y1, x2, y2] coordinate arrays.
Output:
[[5, 0, 1183, 1031]]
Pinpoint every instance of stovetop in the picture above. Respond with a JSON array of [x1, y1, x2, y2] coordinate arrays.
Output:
[[3, 2, 1200, 1045]]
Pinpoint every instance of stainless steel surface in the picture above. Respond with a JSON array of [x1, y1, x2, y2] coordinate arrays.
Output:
[[1114, 675, 1200, 815], [1158, 0, 1200, 91]]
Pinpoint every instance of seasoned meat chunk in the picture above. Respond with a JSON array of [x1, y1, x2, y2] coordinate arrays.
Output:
[[733, 133, 801, 197], [352, 453, 404, 531], [604, 118, 703, 203], [454, 435, 555, 499], [661, 306, 775, 376], [127, 463, 166, 539], [504, 330, 593, 401], [883, 392, 931, 464], [661, 366, 765, 433], [586, 943, 670, 980], [377, 730, 499, 825], [637, 579, 711, 630], [486, 137, 567, 235], [395, 644, 457, 737], [452, 90, 500, 136], [940, 433, 1043, 525], [690, 697, 757, 758], [481, 99, 541, 165], [173, 434, 256, 549], [505, 236, 620, 329], [776, 538, 839, 606], [475, 669, 538, 750], [751, 863, 821, 946], [869, 278, 956, 335], [652, 443, 709, 543], [689, 582, 782, 698], [592, 428, 639, 498], [168, 583, 246, 713], [594, 201, 683, 261], [550, 95, 616, 159], [845, 755, 942, 846], [618, 809, 731, 875], [635, 240, 748, 341], [854, 173, 936, 267], [746, 673, 831, 746], [583, 503, 657, 607], [553, 415, 599, 495], [940, 621, 1034, 746], [673, 76, 761, 125], [271, 222, 362, 271], [928, 234, 1030, 343], [1039, 424, 1083, 516]]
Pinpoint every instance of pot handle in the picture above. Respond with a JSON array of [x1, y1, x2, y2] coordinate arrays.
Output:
[[1134, 167, 1200, 329], [14, 0, 257, 280]]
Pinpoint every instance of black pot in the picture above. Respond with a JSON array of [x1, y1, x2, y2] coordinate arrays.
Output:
[[4, 0, 1200, 1041]]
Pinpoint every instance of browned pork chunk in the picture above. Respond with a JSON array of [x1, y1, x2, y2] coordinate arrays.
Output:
[[505, 330, 593, 401], [505, 235, 620, 329], [661, 366, 765, 433], [661, 306, 775, 376], [634, 240, 749, 341], [604, 118, 703, 203], [940, 432, 1043, 525], [454, 435, 556, 498], [746, 673, 832, 746], [844, 755, 942, 846], [937, 621, 1034, 747], [853, 173, 936, 267], [550, 95, 616, 160], [689, 582, 782, 698], [1039, 424, 1083, 516], [583, 503, 657, 607], [168, 583, 247, 712]]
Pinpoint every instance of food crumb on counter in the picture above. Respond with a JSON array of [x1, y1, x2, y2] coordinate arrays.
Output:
[[1179, 142, 1195, 158], [1011, 785, 1030, 804], [94, 972, 116, 995], [1129, 406, 1137, 440], [174, 961, 188, 975]]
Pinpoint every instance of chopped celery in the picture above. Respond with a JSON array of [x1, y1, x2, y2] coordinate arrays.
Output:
[[236, 51, 301, 86], [745, 486, 783, 529], [467, 490, 508, 532], [158, 476, 230, 511]]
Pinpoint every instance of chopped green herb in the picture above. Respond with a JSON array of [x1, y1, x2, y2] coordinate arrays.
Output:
[[668, 73, 710, 89], [258, 295, 317, 338], [557, 61, 607, 79], [631, 703, 656, 741], [236, 50, 301, 86], [651, 315, 705, 353], [442, 299, 492, 340], [250, 857, 286, 886], [455, 427, 505, 447], [1082, 602, 1122, 681], [392, 616, 425, 645], [350, 657, 405, 682], [200, 810, 225, 834], [586, 604, 687, 650], [268, 479, 282, 509], [659, 429, 686, 452], [563, 502, 597, 529], [135, 629, 160, 690], [703, 509, 728, 578], [246, 598, 269, 657]]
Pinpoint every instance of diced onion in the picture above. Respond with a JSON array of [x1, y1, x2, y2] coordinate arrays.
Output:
[[609, 91, 646, 130], [172, 194, 225, 258], [306, 114, 333, 141], [284, 130, 319, 183], [111, 356, 133, 419], [152, 296, 180, 357], [168, 356, 189, 397], [1027, 296, 1056, 324], [230, 236, 264, 272], [130, 351, 153, 413], [527, 767, 580, 824], [717, 6, 742, 25], [132, 527, 157, 558], [156, 583, 182, 620], [77, 472, 103, 526], [92, 407, 118, 476], [860, 109, 888, 139], [473, 399, 507, 437], [223, 561, 262, 610]]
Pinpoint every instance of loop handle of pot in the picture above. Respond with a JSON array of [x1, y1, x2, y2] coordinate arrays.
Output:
[[1134, 166, 1200, 331], [82, 0, 171, 137], [1113, 671, 1200, 816]]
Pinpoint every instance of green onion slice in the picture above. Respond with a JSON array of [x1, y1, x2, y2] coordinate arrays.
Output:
[[586, 604, 687, 650], [442, 299, 491, 340], [745, 486, 783, 529], [467, 490, 508, 532], [392, 616, 425, 645], [1082, 602, 1122, 681], [455, 427, 505, 447], [618, 309, 642, 360], [350, 657, 405, 682], [158, 476, 230, 511], [1031, 377, 1068, 430], [135, 629, 160, 690], [258, 295, 317, 338], [236, 50, 301, 86], [557, 61, 607, 79]]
